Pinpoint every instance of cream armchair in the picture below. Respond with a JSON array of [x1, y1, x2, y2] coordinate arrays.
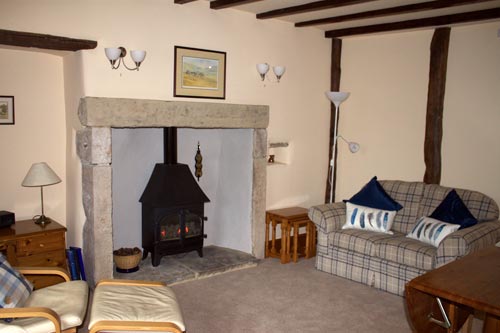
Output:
[[0, 267, 89, 333]]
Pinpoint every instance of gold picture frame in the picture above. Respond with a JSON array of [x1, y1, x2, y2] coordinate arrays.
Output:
[[174, 46, 226, 99], [0, 96, 15, 125]]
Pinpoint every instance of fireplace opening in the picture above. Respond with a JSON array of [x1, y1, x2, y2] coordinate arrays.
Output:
[[140, 127, 210, 267]]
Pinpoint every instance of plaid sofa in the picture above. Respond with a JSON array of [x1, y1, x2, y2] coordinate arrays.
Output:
[[308, 180, 500, 296]]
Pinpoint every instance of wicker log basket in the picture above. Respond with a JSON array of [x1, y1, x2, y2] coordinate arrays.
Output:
[[113, 247, 142, 273]]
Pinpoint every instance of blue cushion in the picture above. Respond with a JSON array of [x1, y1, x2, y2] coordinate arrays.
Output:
[[346, 176, 403, 211], [429, 189, 478, 229]]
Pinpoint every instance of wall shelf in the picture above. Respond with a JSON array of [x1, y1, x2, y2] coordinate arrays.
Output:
[[267, 141, 290, 165]]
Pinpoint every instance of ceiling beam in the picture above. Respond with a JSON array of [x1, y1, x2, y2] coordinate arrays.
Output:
[[174, 0, 198, 3], [325, 7, 500, 38], [297, 0, 496, 27], [0, 29, 97, 51], [256, 0, 377, 20], [210, 0, 264, 10]]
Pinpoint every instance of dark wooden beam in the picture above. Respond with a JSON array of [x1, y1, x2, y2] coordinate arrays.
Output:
[[0, 29, 97, 51], [424, 28, 450, 185], [325, 38, 342, 204], [174, 0, 198, 3], [297, 0, 495, 27], [211, 0, 263, 10], [325, 7, 500, 38], [257, 0, 376, 20]]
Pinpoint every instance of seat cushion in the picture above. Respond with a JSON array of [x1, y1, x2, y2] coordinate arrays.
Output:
[[89, 283, 185, 332], [330, 229, 396, 256], [375, 235, 437, 270], [4, 280, 88, 333]]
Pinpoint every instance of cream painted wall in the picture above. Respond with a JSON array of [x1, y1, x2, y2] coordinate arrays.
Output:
[[0, 1, 331, 246], [0, 48, 66, 223], [339, 23, 500, 207]]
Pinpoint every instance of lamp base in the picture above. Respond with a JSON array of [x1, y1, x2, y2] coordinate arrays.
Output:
[[34, 215, 52, 226]]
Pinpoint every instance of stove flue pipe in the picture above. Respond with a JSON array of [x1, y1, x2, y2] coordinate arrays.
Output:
[[164, 127, 177, 165]]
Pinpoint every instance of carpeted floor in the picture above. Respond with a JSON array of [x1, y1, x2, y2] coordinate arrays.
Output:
[[170, 258, 412, 333]]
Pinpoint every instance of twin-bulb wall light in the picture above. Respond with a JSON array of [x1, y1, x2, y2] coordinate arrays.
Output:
[[105, 47, 146, 71], [256, 63, 286, 83]]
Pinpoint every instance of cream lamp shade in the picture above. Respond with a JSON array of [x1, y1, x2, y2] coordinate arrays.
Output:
[[22, 162, 61, 187]]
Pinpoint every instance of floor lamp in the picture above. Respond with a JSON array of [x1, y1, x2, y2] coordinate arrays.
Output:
[[326, 91, 360, 204]]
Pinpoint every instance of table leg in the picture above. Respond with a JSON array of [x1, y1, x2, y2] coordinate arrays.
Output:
[[271, 218, 278, 256], [265, 213, 270, 258], [305, 222, 311, 259], [281, 219, 290, 264], [293, 222, 299, 262]]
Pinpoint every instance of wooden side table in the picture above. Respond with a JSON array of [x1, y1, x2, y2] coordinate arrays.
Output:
[[0, 219, 68, 288], [265, 207, 315, 264]]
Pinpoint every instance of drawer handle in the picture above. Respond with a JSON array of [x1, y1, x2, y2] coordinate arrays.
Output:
[[39, 244, 45, 248]]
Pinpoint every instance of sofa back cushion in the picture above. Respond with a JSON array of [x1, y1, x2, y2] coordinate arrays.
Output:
[[379, 181, 425, 234], [418, 184, 499, 222]]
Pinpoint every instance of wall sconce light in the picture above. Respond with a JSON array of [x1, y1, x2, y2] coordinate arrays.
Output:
[[256, 63, 286, 83], [105, 47, 146, 71]]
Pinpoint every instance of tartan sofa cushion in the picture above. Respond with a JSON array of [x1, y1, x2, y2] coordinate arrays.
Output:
[[418, 184, 499, 222], [375, 234, 437, 270], [329, 229, 395, 256], [0, 254, 33, 310], [379, 181, 425, 234]]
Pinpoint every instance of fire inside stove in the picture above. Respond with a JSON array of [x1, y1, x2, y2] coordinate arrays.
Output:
[[159, 213, 203, 241]]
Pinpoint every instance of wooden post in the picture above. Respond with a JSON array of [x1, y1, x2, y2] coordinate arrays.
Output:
[[424, 27, 450, 185], [325, 38, 342, 203]]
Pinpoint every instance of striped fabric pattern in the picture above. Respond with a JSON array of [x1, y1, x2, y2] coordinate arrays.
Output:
[[308, 180, 500, 296]]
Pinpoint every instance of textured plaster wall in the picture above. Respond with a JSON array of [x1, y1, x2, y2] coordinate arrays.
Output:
[[0, 0, 331, 248], [338, 22, 500, 206], [0, 48, 66, 224]]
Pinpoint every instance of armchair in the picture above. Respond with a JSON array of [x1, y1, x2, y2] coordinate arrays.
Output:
[[0, 266, 89, 333]]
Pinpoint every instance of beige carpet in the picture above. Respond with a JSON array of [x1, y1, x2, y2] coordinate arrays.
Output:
[[170, 258, 412, 333]]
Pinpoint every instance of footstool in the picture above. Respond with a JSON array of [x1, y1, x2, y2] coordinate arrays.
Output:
[[88, 279, 185, 333]]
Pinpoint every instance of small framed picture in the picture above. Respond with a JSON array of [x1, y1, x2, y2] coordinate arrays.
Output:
[[0, 96, 14, 125], [174, 46, 226, 99]]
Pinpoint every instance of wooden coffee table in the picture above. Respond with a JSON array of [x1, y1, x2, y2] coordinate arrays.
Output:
[[405, 246, 500, 333]]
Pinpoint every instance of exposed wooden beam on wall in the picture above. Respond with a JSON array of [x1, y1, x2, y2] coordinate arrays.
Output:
[[296, 0, 495, 27], [325, 38, 342, 204], [0, 29, 97, 51], [257, 0, 376, 20], [211, 0, 263, 9], [325, 7, 500, 38], [424, 27, 450, 185], [174, 0, 198, 3]]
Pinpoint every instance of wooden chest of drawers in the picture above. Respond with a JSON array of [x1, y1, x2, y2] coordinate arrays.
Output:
[[0, 219, 67, 288]]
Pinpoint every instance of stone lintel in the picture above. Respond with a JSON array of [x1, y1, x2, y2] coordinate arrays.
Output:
[[79, 97, 269, 129]]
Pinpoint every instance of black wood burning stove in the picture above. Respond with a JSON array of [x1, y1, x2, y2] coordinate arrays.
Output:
[[140, 128, 210, 267]]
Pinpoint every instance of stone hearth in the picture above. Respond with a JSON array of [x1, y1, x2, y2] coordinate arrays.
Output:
[[77, 97, 269, 285]]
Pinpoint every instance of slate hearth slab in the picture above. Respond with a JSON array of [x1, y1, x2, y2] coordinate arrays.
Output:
[[113, 245, 259, 285]]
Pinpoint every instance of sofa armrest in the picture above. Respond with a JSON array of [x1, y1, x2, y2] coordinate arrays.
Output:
[[435, 220, 500, 267], [308, 202, 346, 233]]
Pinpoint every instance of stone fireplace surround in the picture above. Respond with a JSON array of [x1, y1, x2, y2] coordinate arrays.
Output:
[[76, 97, 269, 285]]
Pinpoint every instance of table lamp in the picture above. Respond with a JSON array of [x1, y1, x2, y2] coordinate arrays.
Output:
[[22, 162, 61, 225]]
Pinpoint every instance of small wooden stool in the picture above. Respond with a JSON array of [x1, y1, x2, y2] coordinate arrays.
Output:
[[265, 207, 316, 264]]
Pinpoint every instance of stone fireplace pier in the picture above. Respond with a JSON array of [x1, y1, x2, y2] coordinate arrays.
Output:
[[76, 97, 269, 285]]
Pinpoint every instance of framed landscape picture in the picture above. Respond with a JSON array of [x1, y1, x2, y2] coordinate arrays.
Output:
[[174, 46, 226, 99], [0, 96, 14, 125]]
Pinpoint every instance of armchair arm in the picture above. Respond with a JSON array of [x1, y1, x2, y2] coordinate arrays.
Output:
[[0, 307, 62, 333], [436, 220, 500, 267], [15, 267, 71, 282], [308, 202, 346, 233]]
